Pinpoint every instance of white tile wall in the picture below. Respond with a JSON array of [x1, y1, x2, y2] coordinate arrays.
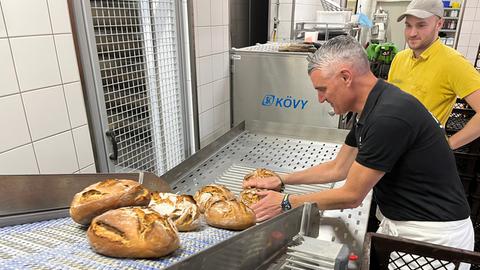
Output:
[[80, 164, 96, 173], [197, 27, 212, 57], [213, 103, 225, 130], [47, 0, 72, 34], [198, 83, 213, 113], [10, 36, 61, 91], [211, 0, 223, 25], [457, 45, 468, 56], [1, 0, 52, 37], [194, 0, 231, 147], [458, 4, 480, 65], [22, 85, 70, 141], [196, 0, 211, 27], [34, 131, 78, 174], [64, 82, 88, 128], [0, 4, 6, 37], [213, 78, 229, 106], [0, 0, 96, 174], [212, 53, 224, 80], [223, 0, 229, 25], [0, 144, 39, 174], [197, 56, 213, 85], [72, 125, 94, 169], [212, 26, 224, 53], [0, 39, 18, 96], [199, 109, 214, 138], [54, 34, 80, 83], [467, 0, 478, 8], [463, 7, 476, 20], [0, 94, 31, 153]]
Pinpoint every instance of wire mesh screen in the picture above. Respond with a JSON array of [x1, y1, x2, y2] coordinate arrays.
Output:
[[389, 252, 455, 269], [91, 0, 186, 175]]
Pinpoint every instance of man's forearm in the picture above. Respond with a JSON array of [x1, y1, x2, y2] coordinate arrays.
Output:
[[449, 113, 480, 150], [283, 161, 344, 185], [289, 187, 360, 210]]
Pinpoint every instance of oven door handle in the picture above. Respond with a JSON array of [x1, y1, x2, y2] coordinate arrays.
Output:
[[106, 130, 118, 161]]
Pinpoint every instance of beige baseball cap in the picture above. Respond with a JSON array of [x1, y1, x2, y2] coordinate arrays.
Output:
[[397, 0, 444, 22]]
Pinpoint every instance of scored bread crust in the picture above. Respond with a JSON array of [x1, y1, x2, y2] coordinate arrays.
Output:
[[239, 188, 263, 207], [193, 184, 235, 213], [243, 168, 278, 182], [87, 206, 180, 258], [149, 192, 200, 231], [70, 179, 151, 225], [204, 200, 256, 230]]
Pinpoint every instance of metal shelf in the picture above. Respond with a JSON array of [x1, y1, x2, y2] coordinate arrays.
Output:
[[440, 29, 457, 32]]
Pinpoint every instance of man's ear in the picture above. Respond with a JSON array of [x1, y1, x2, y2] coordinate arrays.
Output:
[[436, 18, 444, 31], [340, 69, 352, 86]]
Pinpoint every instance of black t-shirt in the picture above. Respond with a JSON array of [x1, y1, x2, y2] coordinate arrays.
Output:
[[345, 79, 469, 221]]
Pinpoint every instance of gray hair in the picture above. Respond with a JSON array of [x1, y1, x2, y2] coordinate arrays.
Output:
[[307, 35, 370, 75]]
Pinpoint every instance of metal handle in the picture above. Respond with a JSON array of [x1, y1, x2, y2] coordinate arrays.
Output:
[[106, 130, 118, 161]]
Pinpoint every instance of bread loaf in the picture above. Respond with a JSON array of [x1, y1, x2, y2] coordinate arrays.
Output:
[[239, 188, 263, 207], [243, 168, 278, 182], [149, 192, 200, 231], [193, 184, 235, 213], [87, 206, 180, 258], [204, 200, 256, 230], [70, 179, 150, 225]]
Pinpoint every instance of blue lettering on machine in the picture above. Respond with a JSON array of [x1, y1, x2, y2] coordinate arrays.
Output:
[[261, 94, 308, 110]]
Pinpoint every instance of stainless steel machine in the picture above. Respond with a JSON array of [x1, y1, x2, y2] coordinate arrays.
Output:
[[0, 121, 371, 269], [231, 43, 341, 129]]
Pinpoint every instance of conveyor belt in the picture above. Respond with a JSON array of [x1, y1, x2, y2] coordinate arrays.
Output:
[[0, 217, 237, 269]]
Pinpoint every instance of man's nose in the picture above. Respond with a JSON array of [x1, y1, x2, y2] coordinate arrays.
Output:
[[318, 94, 326, 103], [406, 28, 417, 37]]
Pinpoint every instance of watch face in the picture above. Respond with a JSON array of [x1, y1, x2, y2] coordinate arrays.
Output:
[[282, 200, 292, 211]]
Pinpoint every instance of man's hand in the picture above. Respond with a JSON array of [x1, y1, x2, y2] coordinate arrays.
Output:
[[242, 176, 283, 191], [249, 190, 284, 222]]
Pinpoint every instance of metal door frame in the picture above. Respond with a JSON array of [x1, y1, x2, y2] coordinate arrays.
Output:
[[68, 0, 194, 173]]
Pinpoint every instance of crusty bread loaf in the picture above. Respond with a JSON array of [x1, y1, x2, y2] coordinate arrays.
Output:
[[204, 200, 256, 230], [243, 168, 278, 182], [239, 188, 263, 207], [70, 179, 151, 225], [193, 184, 235, 213], [149, 192, 200, 231], [87, 206, 180, 258]]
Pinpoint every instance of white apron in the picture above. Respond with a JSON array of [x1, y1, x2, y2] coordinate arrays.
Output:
[[376, 210, 474, 270]]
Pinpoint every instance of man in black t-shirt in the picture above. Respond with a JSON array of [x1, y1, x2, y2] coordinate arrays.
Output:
[[244, 35, 474, 254]]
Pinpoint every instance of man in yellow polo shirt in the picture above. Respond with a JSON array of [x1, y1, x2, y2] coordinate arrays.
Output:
[[388, 0, 480, 150]]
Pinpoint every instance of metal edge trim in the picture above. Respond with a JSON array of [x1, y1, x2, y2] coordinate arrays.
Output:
[[160, 122, 245, 184]]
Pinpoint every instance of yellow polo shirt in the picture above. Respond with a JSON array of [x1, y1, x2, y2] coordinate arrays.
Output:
[[388, 39, 480, 125]]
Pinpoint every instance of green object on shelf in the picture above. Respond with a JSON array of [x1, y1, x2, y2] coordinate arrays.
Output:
[[366, 42, 398, 64], [366, 43, 378, 61]]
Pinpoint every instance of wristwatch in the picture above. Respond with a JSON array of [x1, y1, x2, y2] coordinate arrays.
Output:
[[281, 194, 292, 211], [277, 175, 285, 192]]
